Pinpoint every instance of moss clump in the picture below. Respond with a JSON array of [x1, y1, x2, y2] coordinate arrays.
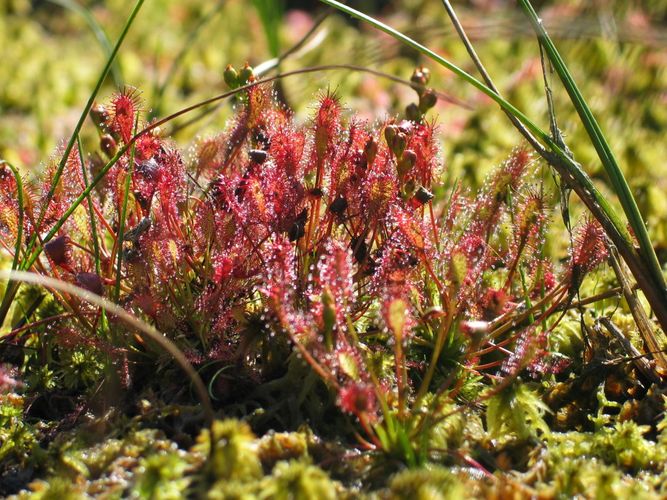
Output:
[[386, 466, 465, 500]]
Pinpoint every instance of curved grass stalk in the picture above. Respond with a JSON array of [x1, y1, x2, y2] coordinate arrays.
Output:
[[320, 0, 667, 333], [318, 0, 630, 244], [517, 0, 666, 294], [0, 270, 214, 425]]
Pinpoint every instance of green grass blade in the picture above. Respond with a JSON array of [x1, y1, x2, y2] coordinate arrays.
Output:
[[318, 0, 631, 243], [114, 121, 138, 303], [25, 0, 145, 268], [76, 136, 102, 275], [0, 162, 25, 273], [47, 0, 123, 87], [152, 1, 225, 118], [252, 0, 285, 58], [0, 0, 146, 329], [517, 0, 666, 292]]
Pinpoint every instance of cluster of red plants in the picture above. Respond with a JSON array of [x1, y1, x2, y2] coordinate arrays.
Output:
[[0, 68, 609, 451]]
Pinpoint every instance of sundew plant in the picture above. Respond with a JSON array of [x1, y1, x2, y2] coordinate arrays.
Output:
[[1, 0, 667, 497]]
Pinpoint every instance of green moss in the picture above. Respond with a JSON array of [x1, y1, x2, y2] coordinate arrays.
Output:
[[386, 466, 464, 500], [0, 394, 38, 466], [194, 420, 262, 482]]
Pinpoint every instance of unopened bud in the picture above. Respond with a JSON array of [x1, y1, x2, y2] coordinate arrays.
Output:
[[76, 272, 104, 296], [90, 104, 109, 129], [248, 149, 268, 164], [238, 63, 254, 85], [413, 185, 434, 206], [100, 134, 117, 158], [363, 137, 378, 166], [329, 196, 348, 215], [384, 124, 398, 147], [397, 149, 416, 176], [392, 133, 408, 158], [45, 236, 69, 266], [224, 65, 239, 89], [405, 103, 421, 121], [419, 89, 437, 112], [410, 67, 428, 87]]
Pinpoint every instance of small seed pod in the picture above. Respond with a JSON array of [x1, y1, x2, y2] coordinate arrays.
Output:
[[405, 103, 421, 122], [238, 63, 254, 85], [288, 208, 308, 241], [414, 185, 434, 204], [90, 103, 109, 129], [350, 236, 368, 263], [248, 149, 268, 165], [329, 196, 348, 215], [45, 236, 69, 267], [75, 272, 105, 296], [419, 89, 437, 112], [392, 132, 408, 158], [363, 137, 378, 165], [100, 134, 117, 158], [384, 124, 398, 147], [224, 64, 239, 89], [397, 149, 417, 177]]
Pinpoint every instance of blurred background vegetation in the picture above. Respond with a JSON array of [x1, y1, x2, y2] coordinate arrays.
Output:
[[1, 0, 667, 248]]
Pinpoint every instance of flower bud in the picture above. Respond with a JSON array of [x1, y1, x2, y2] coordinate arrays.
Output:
[[363, 137, 378, 166], [100, 134, 117, 158], [45, 236, 69, 267], [405, 102, 421, 121], [384, 124, 398, 147], [90, 103, 109, 129], [410, 66, 430, 87], [419, 89, 437, 112], [248, 149, 268, 164], [223, 64, 239, 89], [238, 63, 254, 85], [392, 132, 408, 158], [397, 149, 416, 177], [329, 196, 348, 215], [410, 185, 433, 207]]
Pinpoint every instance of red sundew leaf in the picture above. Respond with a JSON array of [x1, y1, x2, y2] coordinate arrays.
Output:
[[385, 297, 408, 342], [109, 87, 142, 144], [0, 165, 21, 242], [571, 218, 608, 275], [269, 125, 305, 179], [314, 240, 355, 327], [134, 132, 162, 163], [391, 206, 425, 251], [408, 119, 442, 186], [313, 90, 342, 159], [338, 382, 377, 419]]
